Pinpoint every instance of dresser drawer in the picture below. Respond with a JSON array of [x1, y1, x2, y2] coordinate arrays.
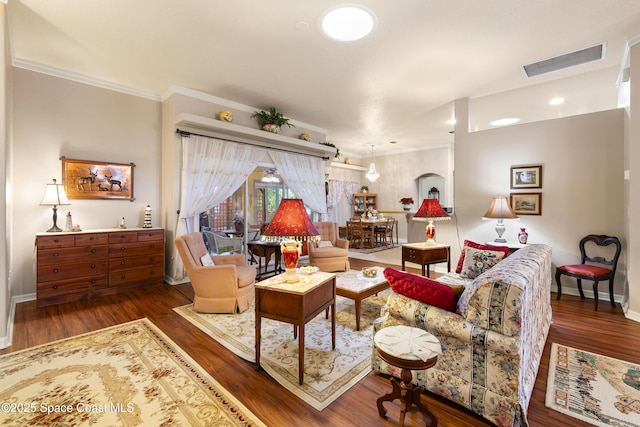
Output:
[[137, 230, 164, 242], [109, 241, 163, 258], [37, 261, 108, 282], [36, 235, 75, 249], [109, 253, 163, 272], [402, 248, 421, 262], [109, 231, 139, 243], [109, 267, 163, 286], [38, 245, 108, 265], [37, 275, 108, 299], [75, 233, 109, 246]]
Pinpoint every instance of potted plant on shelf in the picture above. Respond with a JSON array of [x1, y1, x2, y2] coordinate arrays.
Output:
[[360, 185, 369, 193], [252, 107, 294, 134], [400, 197, 414, 211]]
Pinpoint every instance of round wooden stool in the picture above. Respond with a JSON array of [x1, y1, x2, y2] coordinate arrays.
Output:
[[374, 325, 441, 427]]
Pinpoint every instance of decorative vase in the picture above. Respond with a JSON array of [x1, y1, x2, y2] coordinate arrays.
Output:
[[281, 240, 302, 282], [518, 227, 529, 244], [218, 110, 233, 123], [262, 123, 279, 133], [403, 204, 411, 211]]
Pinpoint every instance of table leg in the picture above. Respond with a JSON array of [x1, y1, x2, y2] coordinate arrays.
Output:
[[255, 309, 261, 368], [331, 300, 336, 349], [354, 298, 362, 331], [298, 322, 305, 384], [401, 258, 406, 271]]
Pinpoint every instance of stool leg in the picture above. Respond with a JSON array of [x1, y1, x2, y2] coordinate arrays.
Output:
[[377, 377, 402, 418]]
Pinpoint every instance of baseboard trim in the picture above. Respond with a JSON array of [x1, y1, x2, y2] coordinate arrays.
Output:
[[1, 293, 36, 349]]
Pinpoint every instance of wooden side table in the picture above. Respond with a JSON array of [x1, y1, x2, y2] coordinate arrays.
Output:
[[374, 325, 441, 427], [247, 241, 283, 280], [255, 271, 336, 385], [401, 242, 450, 277]]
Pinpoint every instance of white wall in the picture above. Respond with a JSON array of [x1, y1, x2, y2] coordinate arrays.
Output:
[[1, 4, 10, 347], [455, 97, 626, 300], [10, 69, 162, 297]]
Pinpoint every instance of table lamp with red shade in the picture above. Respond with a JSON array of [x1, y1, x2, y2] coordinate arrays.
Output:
[[413, 198, 450, 245], [261, 199, 320, 282]]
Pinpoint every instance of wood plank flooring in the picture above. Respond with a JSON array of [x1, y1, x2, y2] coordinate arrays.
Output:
[[2, 257, 639, 426]]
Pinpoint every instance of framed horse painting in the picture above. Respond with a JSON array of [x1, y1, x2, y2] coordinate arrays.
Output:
[[61, 157, 135, 201]]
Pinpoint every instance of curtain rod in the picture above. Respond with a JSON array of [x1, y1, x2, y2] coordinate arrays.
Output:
[[176, 128, 330, 161]]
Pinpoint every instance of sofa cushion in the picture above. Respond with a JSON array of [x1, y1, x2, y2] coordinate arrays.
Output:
[[200, 254, 215, 266], [317, 240, 333, 248], [460, 247, 506, 279], [383, 268, 456, 312], [456, 240, 509, 273]]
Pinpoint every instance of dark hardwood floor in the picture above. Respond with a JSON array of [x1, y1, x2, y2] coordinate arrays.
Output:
[[2, 257, 639, 426]]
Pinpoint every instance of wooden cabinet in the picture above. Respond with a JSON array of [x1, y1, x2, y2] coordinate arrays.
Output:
[[36, 228, 164, 307], [353, 193, 377, 217]]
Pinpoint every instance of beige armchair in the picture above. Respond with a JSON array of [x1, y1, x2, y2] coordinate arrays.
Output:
[[175, 232, 257, 313], [307, 221, 350, 272]]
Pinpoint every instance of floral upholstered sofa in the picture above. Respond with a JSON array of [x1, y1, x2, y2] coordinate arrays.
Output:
[[372, 243, 553, 427]]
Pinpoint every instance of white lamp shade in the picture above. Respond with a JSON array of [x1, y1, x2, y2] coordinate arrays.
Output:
[[40, 180, 70, 206]]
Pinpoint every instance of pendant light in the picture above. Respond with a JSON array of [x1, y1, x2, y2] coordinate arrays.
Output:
[[365, 144, 380, 182]]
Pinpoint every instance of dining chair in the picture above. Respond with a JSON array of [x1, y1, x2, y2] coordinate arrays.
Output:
[[555, 234, 622, 310]]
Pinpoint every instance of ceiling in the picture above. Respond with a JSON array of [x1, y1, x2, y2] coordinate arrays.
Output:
[[7, 1, 640, 157]]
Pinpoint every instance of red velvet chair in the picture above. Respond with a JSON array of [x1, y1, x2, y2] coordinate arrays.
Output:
[[555, 234, 621, 310]]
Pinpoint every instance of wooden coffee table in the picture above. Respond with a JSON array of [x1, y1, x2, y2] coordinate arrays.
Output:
[[255, 271, 336, 385], [335, 267, 389, 331]]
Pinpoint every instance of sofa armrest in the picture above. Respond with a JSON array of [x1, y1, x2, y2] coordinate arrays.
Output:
[[335, 238, 349, 250]]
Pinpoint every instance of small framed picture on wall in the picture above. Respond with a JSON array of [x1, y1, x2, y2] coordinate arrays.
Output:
[[511, 165, 542, 189], [510, 193, 542, 215]]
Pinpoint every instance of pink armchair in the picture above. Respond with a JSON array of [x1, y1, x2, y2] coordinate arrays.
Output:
[[307, 221, 350, 272], [175, 232, 256, 313]]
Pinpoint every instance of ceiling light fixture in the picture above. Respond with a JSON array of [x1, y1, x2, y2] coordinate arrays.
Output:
[[490, 117, 520, 127], [365, 144, 379, 182], [319, 5, 377, 42]]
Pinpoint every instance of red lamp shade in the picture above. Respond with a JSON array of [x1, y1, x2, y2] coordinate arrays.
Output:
[[261, 199, 320, 242], [413, 198, 450, 245], [261, 199, 320, 282]]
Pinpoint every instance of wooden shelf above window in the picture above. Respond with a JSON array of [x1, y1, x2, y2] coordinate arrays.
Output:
[[175, 113, 336, 158]]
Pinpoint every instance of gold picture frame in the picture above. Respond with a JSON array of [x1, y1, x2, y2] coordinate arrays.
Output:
[[61, 157, 135, 201], [510, 165, 542, 189], [510, 192, 541, 215]]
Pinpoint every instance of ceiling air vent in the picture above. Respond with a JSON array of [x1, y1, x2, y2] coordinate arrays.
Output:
[[523, 43, 605, 78]]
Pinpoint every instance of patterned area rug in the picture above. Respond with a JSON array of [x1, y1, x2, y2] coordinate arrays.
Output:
[[546, 342, 640, 426], [174, 288, 389, 411], [0, 318, 265, 426]]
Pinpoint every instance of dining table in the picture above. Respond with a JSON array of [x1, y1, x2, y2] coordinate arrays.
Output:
[[350, 218, 390, 249]]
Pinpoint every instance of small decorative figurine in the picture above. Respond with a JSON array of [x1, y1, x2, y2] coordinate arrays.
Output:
[[65, 212, 73, 232], [218, 110, 233, 123], [143, 205, 152, 228], [118, 217, 126, 229]]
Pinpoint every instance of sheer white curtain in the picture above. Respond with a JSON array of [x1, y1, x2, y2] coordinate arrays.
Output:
[[327, 179, 344, 222], [173, 135, 266, 279], [344, 181, 359, 216], [269, 151, 328, 218]]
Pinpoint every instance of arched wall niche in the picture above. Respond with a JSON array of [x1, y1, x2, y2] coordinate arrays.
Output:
[[416, 173, 452, 213]]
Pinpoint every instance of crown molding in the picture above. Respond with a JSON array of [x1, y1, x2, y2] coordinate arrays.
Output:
[[12, 58, 161, 101]]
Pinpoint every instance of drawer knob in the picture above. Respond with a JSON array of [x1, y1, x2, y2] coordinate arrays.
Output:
[[54, 239, 59, 243], [121, 274, 126, 279], [120, 261, 126, 265], [149, 257, 155, 262], [53, 268, 59, 273], [91, 249, 96, 253], [90, 237, 95, 240], [150, 271, 155, 275], [91, 264, 96, 268], [53, 252, 59, 257], [90, 279, 96, 284], [149, 244, 155, 248], [120, 247, 126, 251], [53, 285, 58, 290]]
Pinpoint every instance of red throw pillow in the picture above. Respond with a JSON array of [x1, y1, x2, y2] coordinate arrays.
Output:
[[383, 268, 456, 312], [455, 240, 510, 273]]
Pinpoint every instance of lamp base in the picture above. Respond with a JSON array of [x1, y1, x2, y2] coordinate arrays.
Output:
[[46, 224, 63, 233], [494, 237, 507, 243], [425, 238, 437, 246], [283, 267, 299, 283]]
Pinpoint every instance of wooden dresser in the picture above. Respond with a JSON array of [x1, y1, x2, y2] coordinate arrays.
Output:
[[35, 228, 164, 307]]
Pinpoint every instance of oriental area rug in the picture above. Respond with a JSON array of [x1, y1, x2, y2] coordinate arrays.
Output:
[[0, 318, 265, 427], [546, 342, 640, 427], [174, 290, 389, 411]]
